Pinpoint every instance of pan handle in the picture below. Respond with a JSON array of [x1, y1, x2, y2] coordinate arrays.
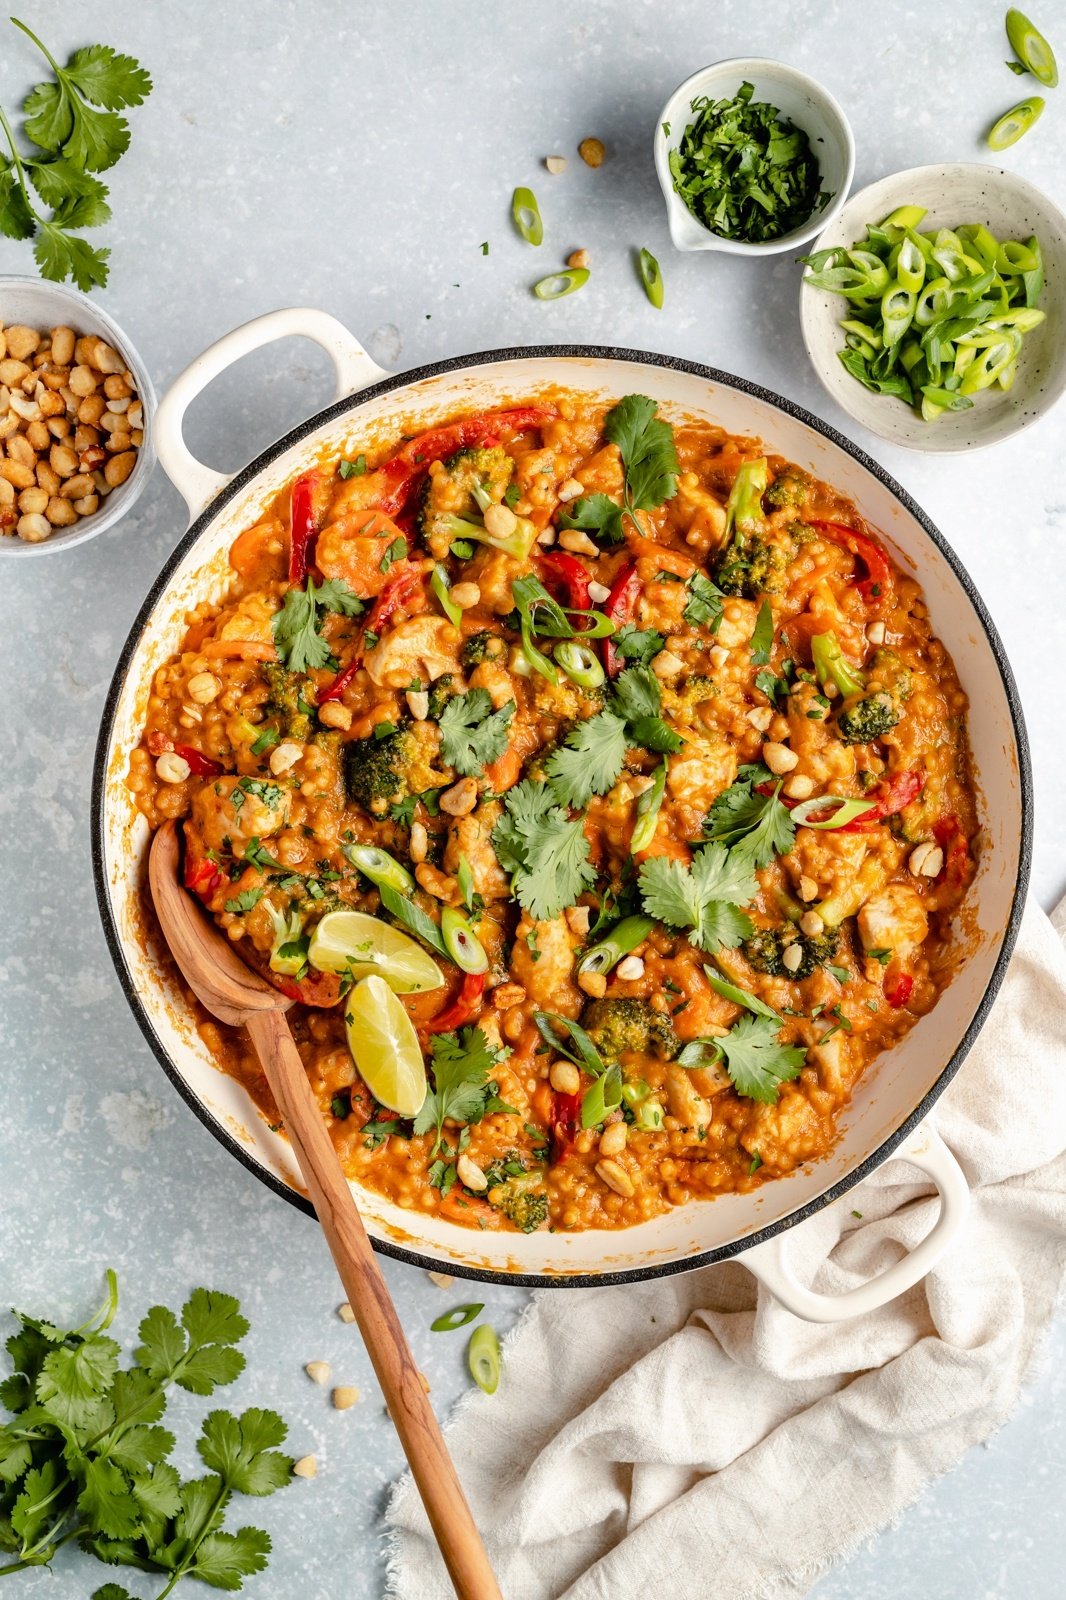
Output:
[[740, 1123, 969, 1323], [155, 308, 389, 517]]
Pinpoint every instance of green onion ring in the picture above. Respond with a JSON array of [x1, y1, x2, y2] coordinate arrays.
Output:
[[440, 907, 488, 975], [431, 1303, 484, 1333], [467, 1323, 501, 1394], [533, 267, 590, 300], [555, 639, 606, 689], [512, 186, 543, 246], [638, 247, 664, 308]]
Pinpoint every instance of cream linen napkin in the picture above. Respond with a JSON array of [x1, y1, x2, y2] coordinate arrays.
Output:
[[386, 898, 1066, 1600]]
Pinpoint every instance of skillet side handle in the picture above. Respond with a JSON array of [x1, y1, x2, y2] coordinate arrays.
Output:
[[154, 308, 389, 518], [740, 1124, 969, 1324]]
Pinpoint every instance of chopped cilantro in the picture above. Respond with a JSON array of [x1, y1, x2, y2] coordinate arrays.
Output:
[[438, 690, 516, 776], [271, 576, 364, 672], [492, 780, 596, 921], [638, 842, 758, 953]]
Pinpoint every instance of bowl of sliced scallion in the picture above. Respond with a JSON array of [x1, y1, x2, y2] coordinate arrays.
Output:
[[799, 163, 1066, 451]]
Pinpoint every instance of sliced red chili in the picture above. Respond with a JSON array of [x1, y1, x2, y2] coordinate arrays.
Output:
[[367, 562, 423, 634], [147, 730, 224, 778], [317, 656, 361, 706], [183, 853, 222, 899], [550, 1090, 583, 1165], [884, 970, 914, 1008], [933, 814, 970, 886], [540, 549, 592, 614], [424, 971, 486, 1033], [839, 769, 923, 831], [287, 470, 319, 585], [603, 559, 640, 677], [808, 520, 893, 608]]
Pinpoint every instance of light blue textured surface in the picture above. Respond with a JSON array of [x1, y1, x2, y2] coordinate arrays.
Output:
[[1, 4, 1063, 1597]]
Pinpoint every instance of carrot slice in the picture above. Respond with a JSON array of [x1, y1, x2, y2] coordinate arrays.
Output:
[[229, 521, 282, 578], [316, 509, 406, 598], [200, 640, 277, 661]]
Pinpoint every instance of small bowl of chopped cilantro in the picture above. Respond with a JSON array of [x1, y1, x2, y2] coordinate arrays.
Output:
[[655, 58, 854, 255]]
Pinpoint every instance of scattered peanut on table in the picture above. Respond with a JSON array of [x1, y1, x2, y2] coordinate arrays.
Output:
[[0, 320, 144, 544]]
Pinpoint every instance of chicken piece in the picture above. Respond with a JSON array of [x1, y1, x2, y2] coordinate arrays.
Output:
[[443, 803, 511, 902], [663, 1064, 713, 1129], [673, 476, 727, 554], [744, 1086, 829, 1171], [468, 547, 527, 615], [363, 616, 462, 689], [666, 734, 737, 816], [510, 914, 580, 1013], [187, 774, 290, 856], [856, 884, 929, 958]]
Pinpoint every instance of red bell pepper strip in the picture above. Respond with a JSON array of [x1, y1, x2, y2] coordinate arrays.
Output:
[[839, 769, 923, 832], [372, 406, 556, 516], [603, 559, 640, 678], [933, 814, 970, 886], [317, 656, 361, 706], [183, 853, 222, 899], [425, 971, 486, 1034], [550, 1091, 583, 1165], [287, 471, 319, 585], [808, 520, 893, 607], [540, 549, 592, 613], [884, 970, 914, 1008], [147, 730, 224, 778], [317, 563, 424, 704]]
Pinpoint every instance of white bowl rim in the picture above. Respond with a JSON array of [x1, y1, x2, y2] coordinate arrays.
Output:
[[91, 342, 1033, 1288], [798, 162, 1066, 454], [0, 273, 157, 556], [654, 56, 856, 256]]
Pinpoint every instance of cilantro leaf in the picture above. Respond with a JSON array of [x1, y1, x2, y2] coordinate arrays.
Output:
[[609, 665, 683, 755], [18, 24, 151, 171], [191, 1526, 272, 1587], [197, 1408, 291, 1496], [492, 780, 597, 920], [558, 493, 624, 544], [62, 44, 154, 111], [413, 1027, 503, 1152], [714, 1013, 806, 1102], [438, 690, 515, 776], [613, 622, 666, 667], [77, 1456, 140, 1540], [32, 223, 109, 291], [271, 576, 363, 672], [683, 573, 725, 630], [750, 599, 774, 665], [604, 395, 679, 511], [0, 162, 35, 239], [545, 711, 628, 808], [703, 765, 795, 869], [35, 1334, 120, 1428], [135, 1289, 247, 1397], [638, 842, 757, 953]]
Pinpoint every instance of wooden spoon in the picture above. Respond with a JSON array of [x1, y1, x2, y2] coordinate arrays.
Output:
[[149, 821, 501, 1600]]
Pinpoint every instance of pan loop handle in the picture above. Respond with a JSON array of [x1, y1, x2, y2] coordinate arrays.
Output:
[[741, 1123, 969, 1323], [155, 308, 389, 518]]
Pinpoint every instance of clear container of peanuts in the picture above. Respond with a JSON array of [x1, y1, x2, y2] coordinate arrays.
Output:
[[0, 277, 154, 557]]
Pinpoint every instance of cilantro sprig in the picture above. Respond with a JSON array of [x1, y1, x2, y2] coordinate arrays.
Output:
[[412, 1027, 510, 1155], [0, 20, 152, 289], [703, 763, 796, 870], [438, 690, 515, 776], [637, 841, 758, 954], [559, 395, 678, 543], [0, 1274, 291, 1595], [545, 664, 681, 810], [271, 577, 363, 673], [679, 1013, 806, 1102], [492, 780, 597, 921]]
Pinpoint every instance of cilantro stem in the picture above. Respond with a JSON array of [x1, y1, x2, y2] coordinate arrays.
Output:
[[156, 1477, 230, 1597], [9, 16, 65, 81], [0, 100, 43, 223]]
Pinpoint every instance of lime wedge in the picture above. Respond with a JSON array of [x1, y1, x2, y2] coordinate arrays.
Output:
[[308, 910, 443, 993], [344, 975, 427, 1117]]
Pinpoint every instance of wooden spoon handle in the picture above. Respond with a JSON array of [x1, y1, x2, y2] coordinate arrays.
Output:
[[245, 1008, 501, 1600]]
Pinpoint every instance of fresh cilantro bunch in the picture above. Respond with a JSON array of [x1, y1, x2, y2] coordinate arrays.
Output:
[[438, 690, 515, 776], [638, 841, 758, 954], [0, 1274, 291, 1596], [271, 577, 363, 673], [492, 780, 597, 921], [0, 19, 152, 288], [703, 763, 796, 870], [545, 665, 681, 810], [559, 394, 678, 543]]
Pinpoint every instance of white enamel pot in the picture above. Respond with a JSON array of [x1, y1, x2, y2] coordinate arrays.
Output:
[[93, 309, 1032, 1321]]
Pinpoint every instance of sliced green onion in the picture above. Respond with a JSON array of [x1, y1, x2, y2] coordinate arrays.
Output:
[[957, 223, 1000, 268], [378, 883, 449, 960], [342, 843, 415, 894], [431, 563, 462, 627], [580, 1064, 622, 1129], [840, 318, 883, 351], [919, 385, 974, 412], [1021, 235, 1044, 307], [894, 236, 926, 294], [1006, 8, 1059, 87], [996, 239, 1040, 275], [532, 1011, 605, 1075], [881, 204, 927, 230], [621, 1079, 650, 1107], [881, 284, 916, 346], [987, 96, 1045, 150], [790, 795, 877, 829], [532, 267, 590, 300], [638, 247, 664, 308], [512, 186, 543, 246], [520, 616, 558, 682], [440, 907, 488, 975], [577, 914, 654, 977], [630, 761, 667, 853], [431, 1303, 483, 1333], [635, 1099, 665, 1132], [564, 608, 615, 639], [703, 967, 781, 1021], [467, 1323, 500, 1394], [555, 639, 605, 689]]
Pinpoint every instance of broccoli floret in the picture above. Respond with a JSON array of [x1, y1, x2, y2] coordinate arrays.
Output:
[[483, 1155, 549, 1233], [263, 663, 312, 740], [426, 673, 455, 721], [343, 728, 416, 816], [582, 998, 679, 1061], [763, 468, 812, 510], [744, 924, 840, 980], [835, 652, 911, 746], [460, 630, 507, 670], [418, 446, 522, 550], [715, 536, 790, 598]]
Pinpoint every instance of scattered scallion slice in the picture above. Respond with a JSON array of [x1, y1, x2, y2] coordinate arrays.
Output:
[[342, 843, 415, 894], [638, 247, 664, 308], [630, 761, 667, 853], [512, 186, 543, 245], [468, 1323, 501, 1394], [431, 563, 462, 627], [987, 95, 1046, 148], [577, 914, 654, 977], [1005, 8, 1058, 86], [555, 639, 605, 689], [532, 267, 590, 300], [440, 907, 488, 975], [431, 1303, 483, 1333]]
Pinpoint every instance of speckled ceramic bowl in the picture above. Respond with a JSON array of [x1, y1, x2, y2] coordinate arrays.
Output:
[[0, 276, 156, 558], [93, 311, 1031, 1319], [800, 164, 1066, 452]]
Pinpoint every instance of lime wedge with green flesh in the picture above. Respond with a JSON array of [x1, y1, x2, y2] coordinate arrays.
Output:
[[308, 910, 443, 993], [344, 975, 427, 1117]]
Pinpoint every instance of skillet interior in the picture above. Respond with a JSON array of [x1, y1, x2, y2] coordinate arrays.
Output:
[[92, 346, 1032, 1285]]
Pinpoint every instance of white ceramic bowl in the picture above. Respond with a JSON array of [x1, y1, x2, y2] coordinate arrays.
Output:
[[92, 311, 1032, 1321], [654, 58, 854, 256], [800, 163, 1066, 453], [0, 276, 156, 557]]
